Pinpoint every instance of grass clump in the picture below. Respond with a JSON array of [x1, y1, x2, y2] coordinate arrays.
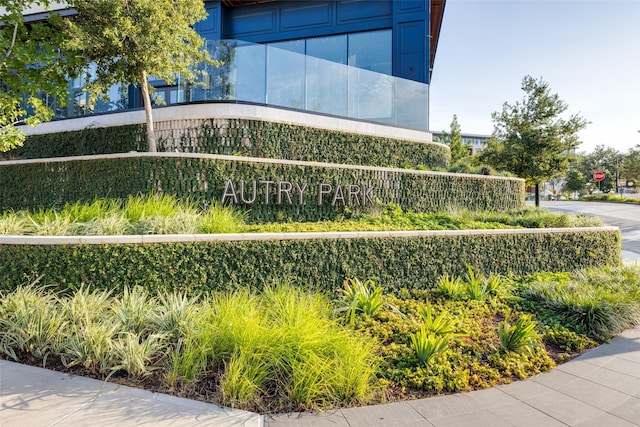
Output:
[[519, 270, 640, 341], [0, 199, 604, 236], [582, 194, 640, 204], [0, 283, 377, 412]]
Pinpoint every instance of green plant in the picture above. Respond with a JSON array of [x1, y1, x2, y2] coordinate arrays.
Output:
[[410, 325, 451, 364], [63, 286, 113, 327], [0, 284, 66, 365], [542, 325, 597, 353], [80, 213, 132, 235], [521, 279, 640, 341], [0, 154, 525, 223], [218, 351, 270, 408], [336, 278, 385, 325], [112, 332, 166, 379], [0, 213, 31, 235], [498, 314, 539, 355], [0, 226, 621, 296], [419, 301, 460, 336], [198, 201, 246, 234], [465, 267, 491, 301], [6, 119, 450, 170], [111, 286, 157, 335], [63, 319, 119, 374], [28, 211, 79, 236], [436, 274, 465, 301]]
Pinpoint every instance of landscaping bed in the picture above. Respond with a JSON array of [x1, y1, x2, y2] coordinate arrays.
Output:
[[1, 265, 639, 413]]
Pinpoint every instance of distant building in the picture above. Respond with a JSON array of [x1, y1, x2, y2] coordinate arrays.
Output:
[[431, 132, 490, 155]]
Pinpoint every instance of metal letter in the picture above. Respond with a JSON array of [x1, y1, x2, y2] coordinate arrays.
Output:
[[362, 185, 375, 206], [332, 184, 345, 206], [259, 180, 274, 205], [295, 182, 308, 205], [277, 181, 293, 205], [240, 180, 257, 204], [348, 185, 361, 206], [221, 179, 238, 204], [318, 183, 332, 205]]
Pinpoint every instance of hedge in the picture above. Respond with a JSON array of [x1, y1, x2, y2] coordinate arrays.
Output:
[[0, 228, 621, 295], [0, 153, 525, 222], [2, 118, 450, 170]]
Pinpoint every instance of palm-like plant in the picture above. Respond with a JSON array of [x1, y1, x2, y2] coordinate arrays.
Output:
[[411, 325, 451, 364], [335, 278, 385, 325], [498, 314, 539, 355]]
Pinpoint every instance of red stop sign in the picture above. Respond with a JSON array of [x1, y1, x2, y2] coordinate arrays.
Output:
[[594, 171, 605, 181]]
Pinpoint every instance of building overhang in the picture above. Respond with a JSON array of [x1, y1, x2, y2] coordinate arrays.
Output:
[[430, 0, 446, 80]]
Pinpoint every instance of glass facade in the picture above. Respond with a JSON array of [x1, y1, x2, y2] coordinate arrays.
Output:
[[54, 30, 429, 131]]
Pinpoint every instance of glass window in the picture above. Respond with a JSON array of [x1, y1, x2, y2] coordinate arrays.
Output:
[[348, 30, 392, 75], [306, 35, 347, 64], [266, 41, 305, 108]]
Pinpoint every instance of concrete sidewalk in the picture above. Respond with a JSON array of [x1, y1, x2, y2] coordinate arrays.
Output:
[[1, 326, 639, 427]]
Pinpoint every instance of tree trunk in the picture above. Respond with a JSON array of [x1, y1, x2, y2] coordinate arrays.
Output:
[[535, 183, 540, 208], [140, 71, 157, 152]]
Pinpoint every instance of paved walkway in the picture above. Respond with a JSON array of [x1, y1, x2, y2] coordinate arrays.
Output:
[[1, 326, 639, 426]]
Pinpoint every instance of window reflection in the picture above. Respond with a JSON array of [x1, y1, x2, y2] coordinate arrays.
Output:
[[55, 30, 428, 131], [348, 31, 392, 74], [267, 40, 305, 108]]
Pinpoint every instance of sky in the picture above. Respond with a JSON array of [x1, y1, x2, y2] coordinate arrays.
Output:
[[429, 0, 640, 154]]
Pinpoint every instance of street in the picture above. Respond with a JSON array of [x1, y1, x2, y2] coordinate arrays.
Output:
[[540, 201, 640, 263]]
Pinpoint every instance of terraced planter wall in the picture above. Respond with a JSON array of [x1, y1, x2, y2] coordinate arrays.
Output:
[[0, 227, 620, 295], [3, 118, 450, 170], [0, 153, 525, 222]]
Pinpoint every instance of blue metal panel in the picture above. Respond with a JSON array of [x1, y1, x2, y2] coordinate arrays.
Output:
[[392, 1, 429, 84], [196, 2, 222, 39], [229, 9, 277, 37], [281, 3, 331, 31], [225, 1, 392, 43], [396, 20, 426, 83], [396, 0, 426, 13], [336, 0, 393, 24]]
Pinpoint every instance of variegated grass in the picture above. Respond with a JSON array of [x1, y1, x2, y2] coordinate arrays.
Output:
[[111, 286, 157, 335], [0, 212, 32, 235], [0, 284, 67, 365], [0, 283, 377, 410]]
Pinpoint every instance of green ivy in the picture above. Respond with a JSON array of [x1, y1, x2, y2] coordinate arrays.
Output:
[[0, 155, 525, 222], [2, 119, 450, 170], [0, 228, 620, 295]]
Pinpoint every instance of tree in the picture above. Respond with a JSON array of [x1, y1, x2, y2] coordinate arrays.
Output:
[[439, 114, 468, 165], [563, 169, 585, 196], [479, 76, 587, 207], [1, 0, 74, 151], [621, 144, 640, 189], [65, 0, 212, 152], [576, 145, 621, 194]]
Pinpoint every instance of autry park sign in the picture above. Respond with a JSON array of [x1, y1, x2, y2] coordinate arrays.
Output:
[[220, 179, 376, 207]]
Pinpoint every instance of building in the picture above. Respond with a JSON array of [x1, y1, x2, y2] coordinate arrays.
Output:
[[431, 131, 490, 155], [17, 0, 446, 133]]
